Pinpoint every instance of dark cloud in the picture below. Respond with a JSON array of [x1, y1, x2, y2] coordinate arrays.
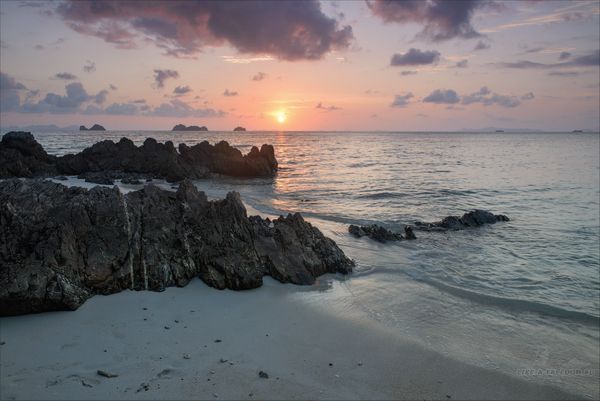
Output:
[[497, 50, 599, 69], [461, 86, 521, 108], [252, 72, 267, 81], [54, 72, 78, 80], [223, 89, 238, 97], [0, 72, 27, 112], [34, 44, 45, 50], [400, 70, 418, 76], [109, 84, 118, 90], [474, 40, 490, 51], [391, 93, 414, 107], [523, 47, 544, 54], [83, 60, 96, 73], [173, 85, 192, 95], [105, 102, 139, 115], [94, 89, 109, 104], [21, 82, 91, 113], [455, 59, 469, 68], [423, 89, 460, 104], [367, 0, 486, 42], [558, 51, 571, 60], [390, 48, 440, 66], [521, 92, 535, 100], [316, 102, 341, 111], [56, 0, 353, 60], [131, 99, 147, 104], [147, 99, 226, 118], [153, 69, 179, 88]]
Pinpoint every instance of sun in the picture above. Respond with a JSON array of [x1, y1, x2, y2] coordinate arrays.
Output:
[[276, 111, 286, 124]]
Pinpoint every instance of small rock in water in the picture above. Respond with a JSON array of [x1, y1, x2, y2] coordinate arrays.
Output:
[[164, 326, 170, 330], [213, 393, 219, 398], [258, 370, 269, 379], [446, 395, 452, 399], [214, 339, 222, 343], [249, 393, 254, 397], [97, 369, 118, 378], [357, 362, 363, 366], [136, 383, 150, 392], [55, 176, 68, 181], [183, 354, 191, 360], [328, 363, 333, 366], [0, 341, 5, 345], [142, 307, 148, 310], [81, 380, 93, 388], [219, 358, 228, 363], [174, 320, 179, 323]]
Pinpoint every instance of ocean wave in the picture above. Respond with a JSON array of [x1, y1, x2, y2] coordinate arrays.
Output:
[[360, 267, 600, 326]]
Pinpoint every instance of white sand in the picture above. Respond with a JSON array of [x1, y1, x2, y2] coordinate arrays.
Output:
[[0, 278, 579, 400]]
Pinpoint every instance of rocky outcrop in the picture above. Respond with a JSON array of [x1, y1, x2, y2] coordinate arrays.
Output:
[[0, 132, 278, 181], [0, 132, 58, 178], [414, 209, 510, 231], [0, 179, 353, 316], [80, 124, 106, 131], [172, 124, 208, 131], [233, 126, 246, 131], [348, 224, 416, 242]]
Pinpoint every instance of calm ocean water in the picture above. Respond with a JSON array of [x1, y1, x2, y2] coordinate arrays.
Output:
[[26, 130, 600, 396]]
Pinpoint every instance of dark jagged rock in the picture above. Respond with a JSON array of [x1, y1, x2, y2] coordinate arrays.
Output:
[[348, 224, 404, 242], [404, 225, 417, 240], [0, 132, 278, 181], [172, 124, 208, 131], [414, 209, 510, 231], [233, 126, 246, 131], [0, 132, 57, 177], [0, 179, 353, 316], [80, 124, 106, 131], [78, 171, 115, 185]]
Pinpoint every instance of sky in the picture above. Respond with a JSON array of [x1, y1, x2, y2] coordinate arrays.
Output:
[[0, 0, 599, 131]]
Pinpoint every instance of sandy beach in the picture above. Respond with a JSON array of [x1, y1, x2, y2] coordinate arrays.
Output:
[[0, 277, 580, 400]]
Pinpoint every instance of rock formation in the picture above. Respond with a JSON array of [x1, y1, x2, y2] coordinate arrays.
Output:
[[80, 124, 106, 131], [348, 224, 416, 242], [233, 126, 246, 131], [172, 124, 208, 131], [0, 179, 354, 316], [414, 209, 510, 231], [0, 132, 278, 181]]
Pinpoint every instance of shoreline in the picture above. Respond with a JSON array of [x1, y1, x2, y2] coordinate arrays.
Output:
[[0, 278, 581, 400]]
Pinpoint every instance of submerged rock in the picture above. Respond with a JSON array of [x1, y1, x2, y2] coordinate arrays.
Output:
[[414, 209, 509, 231], [0, 132, 278, 181], [0, 179, 353, 316], [348, 224, 408, 242]]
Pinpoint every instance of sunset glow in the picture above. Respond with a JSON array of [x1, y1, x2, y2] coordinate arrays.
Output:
[[0, 1, 598, 131]]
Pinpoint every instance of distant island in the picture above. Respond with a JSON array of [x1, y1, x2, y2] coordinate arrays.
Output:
[[572, 130, 583, 133], [172, 124, 208, 131], [80, 124, 106, 131], [233, 126, 246, 131]]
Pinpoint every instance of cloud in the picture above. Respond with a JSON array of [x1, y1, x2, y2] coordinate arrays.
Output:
[[367, 0, 487, 41], [83, 60, 96, 73], [474, 40, 490, 51], [94, 89, 109, 104], [54, 72, 78, 80], [391, 92, 414, 108], [316, 102, 341, 111], [56, 0, 353, 60], [146, 99, 227, 118], [153, 69, 179, 88], [496, 49, 599, 69], [34, 44, 45, 50], [390, 48, 440, 66], [0, 72, 27, 112], [252, 72, 267, 81], [20, 82, 91, 113], [109, 84, 118, 90], [461, 86, 523, 108], [400, 70, 418, 76], [423, 89, 460, 104], [131, 99, 147, 104], [223, 89, 238, 97], [173, 85, 192, 95], [521, 92, 535, 100], [547, 71, 579, 77], [455, 59, 469, 68], [559, 51, 571, 60]]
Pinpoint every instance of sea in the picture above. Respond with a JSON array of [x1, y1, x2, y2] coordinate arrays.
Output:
[[18, 130, 600, 396]]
